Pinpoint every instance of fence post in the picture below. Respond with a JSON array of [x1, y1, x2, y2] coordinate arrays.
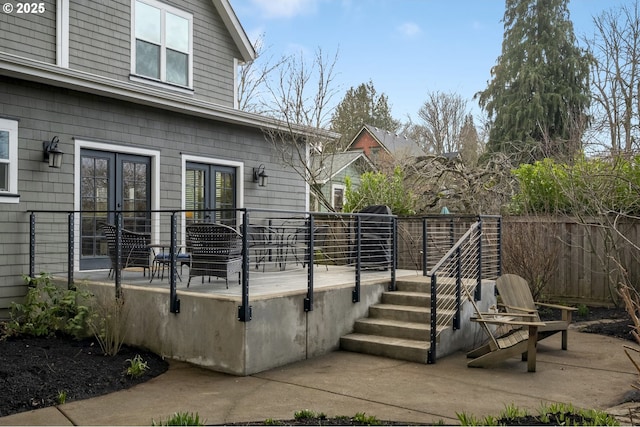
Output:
[[169, 212, 180, 314], [68, 213, 75, 289], [238, 211, 252, 321], [353, 215, 361, 303], [305, 215, 314, 312]]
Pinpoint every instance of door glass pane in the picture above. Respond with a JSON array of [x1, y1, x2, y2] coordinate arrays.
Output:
[[122, 160, 149, 233], [167, 49, 188, 86], [136, 40, 160, 79], [81, 156, 110, 257], [135, 1, 161, 43], [186, 167, 206, 224], [215, 170, 235, 224]]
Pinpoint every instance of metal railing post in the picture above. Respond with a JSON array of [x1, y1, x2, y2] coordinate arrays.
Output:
[[475, 216, 482, 301], [497, 216, 503, 276], [169, 212, 180, 314], [305, 215, 314, 312], [454, 247, 461, 330], [353, 215, 361, 303], [428, 274, 437, 364], [390, 216, 397, 291], [114, 212, 122, 299], [422, 217, 428, 276], [29, 212, 35, 278], [68, 212, 75, 289], [238, 211, 252, 321]]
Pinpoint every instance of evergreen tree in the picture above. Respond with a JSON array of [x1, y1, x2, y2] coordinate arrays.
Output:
[[476, 0, 591, 164], [330, 80, 400, 149]]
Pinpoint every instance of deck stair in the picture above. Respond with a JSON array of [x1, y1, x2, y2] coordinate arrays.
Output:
[[340, 276, 456, 363]]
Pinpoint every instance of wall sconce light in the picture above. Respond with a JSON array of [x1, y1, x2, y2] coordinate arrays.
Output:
[[252, 164, 268, 187], [43, 136, 64, 168]]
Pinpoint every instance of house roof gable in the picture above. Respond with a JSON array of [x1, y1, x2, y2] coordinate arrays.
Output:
[[312, 151, 375, 183], [212, 0, 255, 63]]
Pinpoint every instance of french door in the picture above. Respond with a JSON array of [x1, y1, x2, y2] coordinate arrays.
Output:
[[80, 149, 151, 270], [185, 162, 236, 225]]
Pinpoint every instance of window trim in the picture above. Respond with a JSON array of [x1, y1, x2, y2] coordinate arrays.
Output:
[[331, 183, 345, 212], [0, 118, 19, 203], [130, 0, 194, 90]]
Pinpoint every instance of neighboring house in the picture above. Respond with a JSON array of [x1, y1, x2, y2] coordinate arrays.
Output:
[[310, 150, 375, 212], [0, 0, 314, 314], [346, 124, 423, 165]]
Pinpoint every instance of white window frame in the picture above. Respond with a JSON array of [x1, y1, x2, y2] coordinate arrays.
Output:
[[130, 0, 194, 90], [0, 118, 19, 203]]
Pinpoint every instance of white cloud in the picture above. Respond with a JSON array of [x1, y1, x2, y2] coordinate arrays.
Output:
[[250, 0, 319, 19], [397, 21, 422, 38]]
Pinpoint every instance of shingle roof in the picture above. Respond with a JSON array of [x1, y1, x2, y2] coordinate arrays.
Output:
[[312, 151, 374, 183]]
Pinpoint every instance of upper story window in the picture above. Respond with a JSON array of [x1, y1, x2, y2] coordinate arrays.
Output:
[[0, 118, 19, 203], [132, 0, 193, 88]]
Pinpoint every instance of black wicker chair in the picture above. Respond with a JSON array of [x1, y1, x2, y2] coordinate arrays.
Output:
[[102, 224, 151, 278], [185, 223, 242, 288]]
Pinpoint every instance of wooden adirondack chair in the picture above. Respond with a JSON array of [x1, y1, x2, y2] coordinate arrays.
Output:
[[496, 274, 577, 350], [464, 283, 545, 372]]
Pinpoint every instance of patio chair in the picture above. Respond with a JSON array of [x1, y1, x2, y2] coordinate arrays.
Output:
[[285, 223, 329, 270], [246, 224, 282, 271], [496, 274, 577, 350], [102, 224, 151, 278], [185, 223, 242, 288], [463, 282, 545, 372]]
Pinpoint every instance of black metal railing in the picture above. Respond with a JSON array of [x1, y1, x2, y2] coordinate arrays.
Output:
[[424, 215, 502, 364], [26, 208, 398, 321]]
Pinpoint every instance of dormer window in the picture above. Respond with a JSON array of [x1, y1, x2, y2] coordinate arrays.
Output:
[[132, 0, 193, 88]]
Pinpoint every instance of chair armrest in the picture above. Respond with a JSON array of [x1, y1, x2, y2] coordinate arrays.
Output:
[[471, 317, 546, 327], [535, 302, 578, 312], [498, 303, 537, 314]]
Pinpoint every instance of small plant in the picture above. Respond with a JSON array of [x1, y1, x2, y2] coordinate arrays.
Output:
[[87, 290, 129, 356], [5, 273, 92, 339], [126, 354, 149, 378], [577, 304, 590, 317], [263, 418, 284, 425], [352, 412, 381, 425], [152, 411, 204, 426], [57, 390, 67, 405], [293, 409, 319, 420]]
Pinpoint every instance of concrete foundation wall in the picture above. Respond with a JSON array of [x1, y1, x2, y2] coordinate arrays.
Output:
[[84, 280, 387, 376]]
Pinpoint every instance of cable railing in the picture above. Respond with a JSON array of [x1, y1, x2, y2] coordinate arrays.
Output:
[[425, 216, 502, 364], [26, 207, 398, 321]]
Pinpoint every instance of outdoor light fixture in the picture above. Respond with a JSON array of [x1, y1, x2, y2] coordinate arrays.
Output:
[[252, 164, 268, 187], [43, 136, 64, 168]]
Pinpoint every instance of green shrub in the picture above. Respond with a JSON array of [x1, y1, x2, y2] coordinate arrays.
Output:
[[5, 273, 92, 339], [126, 354, 149, 378], [152, 412, 204, 426], [87, 291, 129, 356]]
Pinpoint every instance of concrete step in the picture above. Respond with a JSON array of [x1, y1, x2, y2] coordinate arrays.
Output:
[[381, 291, 431, 307], [369, 303, 455, 324], [353, 318, 430, 341], [340, 333, 429, 364]]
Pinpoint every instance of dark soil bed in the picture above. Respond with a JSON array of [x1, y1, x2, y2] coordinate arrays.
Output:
[[0, 334, 168, 417], [0, 306, 634, 422]]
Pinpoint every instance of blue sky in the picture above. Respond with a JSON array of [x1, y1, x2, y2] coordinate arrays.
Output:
[[230, 0, 629, 123]]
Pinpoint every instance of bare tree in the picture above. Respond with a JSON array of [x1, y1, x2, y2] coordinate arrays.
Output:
[[409, 91, 469, 156], [259, 48, 342, 211], [583, 1, 640, 154]]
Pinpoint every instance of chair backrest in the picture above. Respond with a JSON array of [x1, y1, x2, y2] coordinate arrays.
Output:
[[101, 223, 151, 267], [495, 274, 540, 321], [186, 223, 242, 257]]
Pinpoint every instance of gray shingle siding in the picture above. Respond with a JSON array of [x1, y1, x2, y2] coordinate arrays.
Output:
[[0, 0, 56, 63], [0, 76, 306, 313]]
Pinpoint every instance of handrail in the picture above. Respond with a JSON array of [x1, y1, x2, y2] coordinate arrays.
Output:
[[426, 218, 485, 364]]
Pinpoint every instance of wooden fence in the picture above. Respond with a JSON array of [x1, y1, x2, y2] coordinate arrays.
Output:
[[397, 216, 639, 306]]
